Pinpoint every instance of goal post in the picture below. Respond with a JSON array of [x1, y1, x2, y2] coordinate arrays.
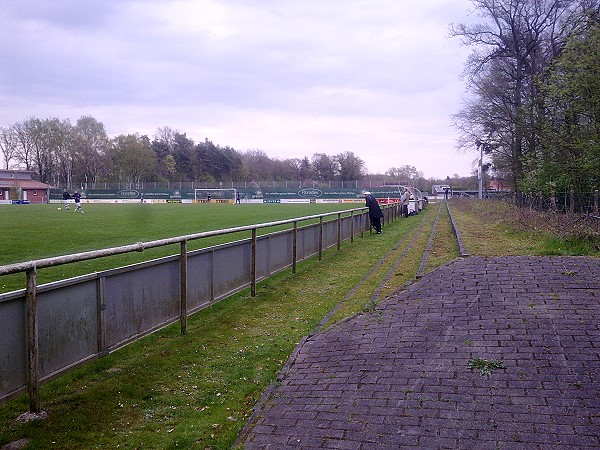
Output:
[[194, 188, 237, 204]]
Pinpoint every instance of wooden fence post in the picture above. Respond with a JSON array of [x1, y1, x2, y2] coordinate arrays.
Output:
[[251, 228, 257, 296], [97, 276, 108, 357], [26, 267, 40, 413], [337, 213, 341, 251], [179, 240, 188, 335], [292, 221, 297, 274], [318, 217, 323, 260]]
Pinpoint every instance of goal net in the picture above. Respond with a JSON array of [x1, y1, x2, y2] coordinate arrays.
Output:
[[194, 188, 237, 204]]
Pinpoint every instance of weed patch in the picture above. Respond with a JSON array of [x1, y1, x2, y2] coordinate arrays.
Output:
[[468, 358, 505, 376]]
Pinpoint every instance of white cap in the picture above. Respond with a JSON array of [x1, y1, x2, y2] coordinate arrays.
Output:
[[363, 191, 371, 195]]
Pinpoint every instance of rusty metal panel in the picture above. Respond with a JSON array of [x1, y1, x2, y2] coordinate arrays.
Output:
[[255, 235, 270, 280], [37, 278, 99, 379], [212, 241, 251, 300], [0, 295, 27, 398], [269, 230, 294, 274], [186, 249, 214, 311], [340, 216, 353, 241], [322, 219, 338, 249], [256, 231, 293, 280], [297, 223, 319, 261], [102, 258, 180, 350]]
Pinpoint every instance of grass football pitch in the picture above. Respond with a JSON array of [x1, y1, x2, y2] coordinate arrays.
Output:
[[0, 202, 357, 294]]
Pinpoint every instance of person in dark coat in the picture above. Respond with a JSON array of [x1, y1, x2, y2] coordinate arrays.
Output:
[[364, 191, 383, 234], [62, 189, 71, 210], [73, 191, 84, 213]]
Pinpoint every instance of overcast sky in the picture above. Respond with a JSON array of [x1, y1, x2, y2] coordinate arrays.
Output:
[[1, 0, 478, 179]]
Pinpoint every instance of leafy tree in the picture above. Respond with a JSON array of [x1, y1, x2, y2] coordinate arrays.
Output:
[[384, 165, 422, 181], [152, 126, 178, 181], [539, 20, 600, 192], [268, 158, 294, 181], [241, 149, 275, 181], [108, 134, 156, 186], [196, 139, 243, 180], [299, 157, 313, 180], [171, 133, 196, 181], [311, 153, 338, 180], [286, 158, 303, 180], [336, 151, 365, 181], [163, 154, 177, 180], [220, 146, 244, 180], [450, 0, 588, 190], [151, 140, 171, 180]]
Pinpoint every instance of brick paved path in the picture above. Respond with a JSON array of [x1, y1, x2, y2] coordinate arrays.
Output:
[[238, 256, 600, 449]]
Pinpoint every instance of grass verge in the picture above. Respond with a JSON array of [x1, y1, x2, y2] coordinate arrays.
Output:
[[450, 199, 600, 256]]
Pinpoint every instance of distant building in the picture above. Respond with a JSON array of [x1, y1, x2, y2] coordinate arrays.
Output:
[[0, 170, 51, 204], [489, 178, 511, 192], [431, 185, 451, 198]]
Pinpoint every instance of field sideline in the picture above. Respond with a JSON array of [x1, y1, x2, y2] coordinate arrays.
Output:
[[0, 202, 358, 294]]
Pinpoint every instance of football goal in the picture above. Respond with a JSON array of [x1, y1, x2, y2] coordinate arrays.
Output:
[[194, 188, 237, 203]]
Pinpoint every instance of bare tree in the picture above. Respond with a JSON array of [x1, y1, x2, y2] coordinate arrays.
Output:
[[12, 119, 36, 171], [450, 0, 587, 189], [241, 149, 276, 181], [0, 126, 19, 170], [154, 126, 177, 154], [74, 116, 109, 188]]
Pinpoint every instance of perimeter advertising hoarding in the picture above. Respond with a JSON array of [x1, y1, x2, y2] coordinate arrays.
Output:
[[50, 187, 404, 202]]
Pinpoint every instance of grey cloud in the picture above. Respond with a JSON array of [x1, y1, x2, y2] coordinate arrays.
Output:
[[0, 0, 477, 178]]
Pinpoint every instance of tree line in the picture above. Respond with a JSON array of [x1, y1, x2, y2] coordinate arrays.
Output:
[[0, 117, 473, 191], [0, 119, 372, 187], [451, 0, 600, 194]]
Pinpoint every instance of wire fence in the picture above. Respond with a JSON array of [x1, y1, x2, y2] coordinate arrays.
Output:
[[485, 190, 600, 239], [488, 190, 600, 215], [61, 179, 420, 191]]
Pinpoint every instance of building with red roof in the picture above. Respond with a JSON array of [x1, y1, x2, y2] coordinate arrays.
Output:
[[0, 170, 51, 204]]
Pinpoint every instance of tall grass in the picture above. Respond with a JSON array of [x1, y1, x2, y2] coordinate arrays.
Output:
[[450, 199, 600, 256]]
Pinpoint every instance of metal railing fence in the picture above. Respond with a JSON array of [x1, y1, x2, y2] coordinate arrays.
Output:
[[0, 203, 401, 412], [62, 179, 413, 191], [488, 190, 600, 215]]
